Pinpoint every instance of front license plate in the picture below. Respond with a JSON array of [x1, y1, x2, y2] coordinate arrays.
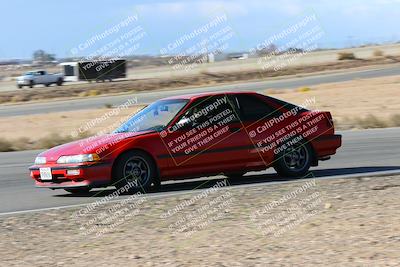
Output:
[[39, 167, 52, 181]]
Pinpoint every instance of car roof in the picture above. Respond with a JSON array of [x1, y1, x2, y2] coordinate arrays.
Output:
[[160, 91, 259, 101]]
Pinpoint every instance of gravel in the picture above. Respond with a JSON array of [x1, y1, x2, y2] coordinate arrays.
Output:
[[1, 175, 399, 266]]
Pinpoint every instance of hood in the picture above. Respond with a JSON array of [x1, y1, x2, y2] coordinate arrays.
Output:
[[38, 131, 153, 163]]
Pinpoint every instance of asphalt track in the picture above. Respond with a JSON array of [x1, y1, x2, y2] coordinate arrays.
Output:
[[0, 65, 399, 117], [0, 127, 399, 215]]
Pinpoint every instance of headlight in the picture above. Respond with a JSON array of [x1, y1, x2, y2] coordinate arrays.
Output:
[[57, 154, 100, 164], [34, 156, 46, 164]]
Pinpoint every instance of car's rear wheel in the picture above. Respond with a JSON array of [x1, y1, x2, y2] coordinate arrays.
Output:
[[56, 78, 63, 86], [273, 140, 313, 177], [64, 188, 91, 194], [113, 150, 159, 193], [17, 84, 23, 89], [29, 80, 34, 88], [224, 171, 246, 179]]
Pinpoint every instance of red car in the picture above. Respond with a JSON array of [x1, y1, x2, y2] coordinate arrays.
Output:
[[29, 92, 341, 194]]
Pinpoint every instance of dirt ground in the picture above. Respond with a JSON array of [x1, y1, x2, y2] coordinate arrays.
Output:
[[0, 106, 143, 141], [266, 74, 400, 128], [0, 74, 399, 146], [0, 174, 399, 266], [1, 56, 400, 104]]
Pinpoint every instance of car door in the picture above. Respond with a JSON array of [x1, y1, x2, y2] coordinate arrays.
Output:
[[36, 71, 45, 84], [162, 95, 252, 177], [234, 93, 288, 167]]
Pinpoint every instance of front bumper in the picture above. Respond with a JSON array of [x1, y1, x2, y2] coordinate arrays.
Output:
[[29, 162, 112, 189], [17, 80, 31, 85]]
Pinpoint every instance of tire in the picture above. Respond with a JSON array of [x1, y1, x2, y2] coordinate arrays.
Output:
[[56, 78, 63, 86], [273, 140, 313, 178], [112, 150, 159, 193], [17, 84, 23, 89], [45, 83, 50, 87], [64, 188, 91, 194], [29, 80, 34, 88], [224, 171, 246, 179]]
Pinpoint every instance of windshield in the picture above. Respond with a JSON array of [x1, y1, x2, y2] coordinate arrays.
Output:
[[114, 99, 188, 133], [24, 72, 35, 76]]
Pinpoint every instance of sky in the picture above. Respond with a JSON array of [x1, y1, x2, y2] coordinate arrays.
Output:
[[0, 0, 399, 59]]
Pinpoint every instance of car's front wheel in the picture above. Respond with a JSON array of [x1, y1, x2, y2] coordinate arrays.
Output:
[[273, 141, 313, 177], [113, 150, 159, 193]]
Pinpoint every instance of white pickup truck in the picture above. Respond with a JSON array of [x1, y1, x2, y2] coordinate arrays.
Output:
[[16, 70, 64, 88]]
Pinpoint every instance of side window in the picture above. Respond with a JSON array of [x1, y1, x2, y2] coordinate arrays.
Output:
[[176, 95, 239, 128], [236, 95, 275, 121]]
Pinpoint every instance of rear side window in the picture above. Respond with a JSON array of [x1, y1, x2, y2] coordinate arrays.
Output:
[[266, 95, 308, 113], [236, 94, 275, 121]]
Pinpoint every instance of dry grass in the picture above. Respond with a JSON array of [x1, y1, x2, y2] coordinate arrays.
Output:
[[267, 75, 400, 130], [0, 106, 143, 151], [79, 89, 101, 97], [337, 52, 356, 60], [373, 49, 384, 57], [0, 75, 400, 151], [2, 175, 400, 266], [1, 56, 400, 104], [338, 114, 400, 130], [389, 114, 400, 127], [35, 132, 89, 149], [0, 139, 13, 152], [0, 133, 92, 152], [296, 86, 312, 92], [353, 114, 388, 128]]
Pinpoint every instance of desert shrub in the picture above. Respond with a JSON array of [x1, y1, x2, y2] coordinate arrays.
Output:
[[12, 137, 32, 151], [389, 114, 400, 127], [78, 91, 88, 97], [335, 117, 353, 130], [0, 96, 10, 104], [338, 52, 356, 60], [0, 138, 13, 152], [78, 89, 101, 97], [354, 114, 388, 129], [10, 94, 30, 102], [296, 87, 311, 92], [88, 89, 100, 96], [373, 49, 384, 57], [34, 133, 67, 149], [265, 89, 279, 94]]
